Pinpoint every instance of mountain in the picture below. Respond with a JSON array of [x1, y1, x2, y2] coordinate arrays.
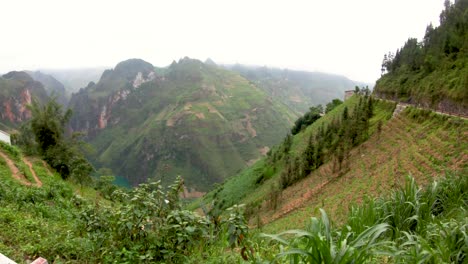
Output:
[[68, 58, 298, 191], [40, 67, 106, 96], [0, 71, 49, 130], [375, 0, 467, 116], [226, 64, 370, 113], [26, 71, 68, 106]]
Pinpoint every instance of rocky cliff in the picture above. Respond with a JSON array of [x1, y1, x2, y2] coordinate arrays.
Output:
[[0, 71, 49, 128]]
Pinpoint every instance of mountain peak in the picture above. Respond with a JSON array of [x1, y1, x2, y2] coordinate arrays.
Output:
[[204, 58, 217, 66], [2, 71, 34, 82], [113, 58, 154, 80]]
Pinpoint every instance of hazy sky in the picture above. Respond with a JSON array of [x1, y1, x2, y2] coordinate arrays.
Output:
[[1, 0, 446, 83]]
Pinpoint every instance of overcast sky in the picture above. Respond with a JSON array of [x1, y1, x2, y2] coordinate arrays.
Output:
[[1, 0, 446, 83]]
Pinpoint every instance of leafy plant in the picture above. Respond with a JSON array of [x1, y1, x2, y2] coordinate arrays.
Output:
[[263, 209, 390, 263]]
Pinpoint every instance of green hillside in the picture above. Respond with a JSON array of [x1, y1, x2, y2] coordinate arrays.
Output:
[[375, 0, 468, 115], [195, 95, 396, 212], [68, 58, 298, 191], [196, 93, 467, 229], [194, 92, 466, 262], [228, 64, 370, 113]]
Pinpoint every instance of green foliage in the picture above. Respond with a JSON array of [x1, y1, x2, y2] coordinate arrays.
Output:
[[263, 209, 390, 263], [95, 174, 118, 199], [20, 97, 94, 183], [0, 141, 20, 160], [376, 0, 468, 112], [325, 99, 343, 113], [77, 179, 254, 262], [281, 94, 375, 188], [291, 105, 323, 135], [0, 143, 254, 264], [28, 97, 71, 153]]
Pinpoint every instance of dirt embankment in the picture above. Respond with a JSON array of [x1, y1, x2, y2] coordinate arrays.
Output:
[[0, 151, 43, 187]]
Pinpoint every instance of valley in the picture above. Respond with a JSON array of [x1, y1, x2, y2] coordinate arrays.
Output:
[[0, 0, 466, 262]]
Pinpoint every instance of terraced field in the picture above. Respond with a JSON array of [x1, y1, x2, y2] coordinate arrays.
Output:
[[263, 108, 467, 232]]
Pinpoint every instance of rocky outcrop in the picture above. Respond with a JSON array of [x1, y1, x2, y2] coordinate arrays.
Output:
[[133, 71, 155, 88], [0, 71, 49, 126], [68, 87, 131, 135], [68, 59, 156, 135]]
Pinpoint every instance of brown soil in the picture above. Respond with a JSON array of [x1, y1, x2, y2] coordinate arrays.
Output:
[[0, 151, 32, 186], [24, 157, 43, 187]]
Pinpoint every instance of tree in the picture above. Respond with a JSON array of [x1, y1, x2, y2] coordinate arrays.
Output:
[[342, 106, 349, 120], [325, 99, 343, 114], [71, 156, 94, 190], [25, 97, 94, 182], [302, 135, 316, 176], [291, 106, 322, 135], [354, 86, 361, 94], [28, 97, 72, 154]]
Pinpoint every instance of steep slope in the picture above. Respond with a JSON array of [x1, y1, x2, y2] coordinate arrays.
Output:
[[262, 108, 467, 232], [197, 95, 467, 233], [0, 71, 49, 129], [227, 64, 370, 113], [26, 71, 68, 106], [375, 0, 468, 115], [68, 58, 297, 191]]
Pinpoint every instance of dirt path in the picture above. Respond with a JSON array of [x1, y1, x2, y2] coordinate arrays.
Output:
[[24, 157, 43, 187], [376, 98, 468, 120], [0, 151, 32, 186]]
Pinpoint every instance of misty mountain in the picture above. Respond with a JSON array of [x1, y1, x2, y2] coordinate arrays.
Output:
[[68, 58, 298, 191], [226, 64, 371, 113], [26, 71, 68, 106], [40, 67, 106, 97]]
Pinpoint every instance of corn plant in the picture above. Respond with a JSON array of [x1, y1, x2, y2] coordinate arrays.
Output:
[[263, 209, 390, 263]]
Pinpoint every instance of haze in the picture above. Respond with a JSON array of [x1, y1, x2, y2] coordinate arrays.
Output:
[[1, 0, 445, 83]]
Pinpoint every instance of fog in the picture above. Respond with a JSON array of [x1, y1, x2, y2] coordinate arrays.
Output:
[[0, 0, 445, 83]]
